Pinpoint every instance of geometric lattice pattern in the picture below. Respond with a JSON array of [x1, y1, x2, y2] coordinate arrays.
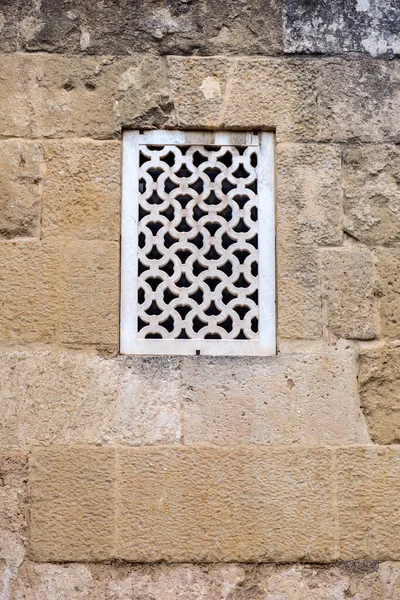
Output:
[[137, 144, 259, 340]]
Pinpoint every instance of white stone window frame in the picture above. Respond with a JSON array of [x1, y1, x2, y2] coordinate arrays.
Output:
[[120, 130, 275, 356]]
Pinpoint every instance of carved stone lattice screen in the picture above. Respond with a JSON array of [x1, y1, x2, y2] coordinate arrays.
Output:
[[121, 131, 275, 355]]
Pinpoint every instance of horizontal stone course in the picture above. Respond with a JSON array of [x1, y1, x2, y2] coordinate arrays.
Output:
[[28, 444, 400, 563], [0, 55, 399, 142]]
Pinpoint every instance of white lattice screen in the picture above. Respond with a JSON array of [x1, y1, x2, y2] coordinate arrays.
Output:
[[121, 131, 275, 356]]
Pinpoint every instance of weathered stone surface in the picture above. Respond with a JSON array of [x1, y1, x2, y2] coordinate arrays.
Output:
[[317, 59, 400, 143], [181, 352, 369, 445], [0, 0, 282, 55], [30, 446, 116, 562], [284, 0, 400, 57], [0, 242, 59, 345], [12, 560, 400, 600], [0, 531, 26, 600], [60, 241, 119, 348], [359, 345, 400, 444], [0, 453, 28, 538], [338, 446, 400, 560], [277, 143, 342, 245], [0, 54, 174, 139], [0, 141, 44, 240], [117, 446, 335, 562], [343, 146, 400, 244], [277, 245, 322, 339], [376, 248, 400, 339], [42, 141, 120, 241], [0, 351, 118, 451], [168, 57, 319, 141], [321, 248, 377, 340], [115, 357, 181, 445]]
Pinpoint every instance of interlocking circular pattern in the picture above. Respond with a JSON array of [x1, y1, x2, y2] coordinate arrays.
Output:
[[137, 144, 259, 340]]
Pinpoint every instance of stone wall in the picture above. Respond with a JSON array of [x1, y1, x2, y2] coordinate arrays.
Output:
[[1, 1, 400, 598]]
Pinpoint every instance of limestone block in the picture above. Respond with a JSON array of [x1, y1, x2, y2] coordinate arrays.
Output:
[[284, 0, 400, 57], [359, 346, 400, 444], [0, 242, 59, 344], [181, 352, 368, 446], [317, 59, 400, 143], [4, 0, 282, 56], [0, 140, 44, 240], [60, 241, 119, 347], [0, 54, 174, 138], [321, 248, 377, 340], [168, 58, 319, 141], [42, 140, 120, 241], [277, 143, 342, 245], [376, 248, 400, 339], [0, 453, 28, 538], [0, 55, 32, 137], [30, 446, 116, 562], [115, 357, 181, 445], [343, 146, 400, 244], [117, 446, 335, 562], [0, 351, 118, 451], [277, 244, 322, 339], [337, 446, 400, 560]]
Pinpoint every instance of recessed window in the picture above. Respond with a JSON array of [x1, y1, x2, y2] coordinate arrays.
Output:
[[121, 130, 275, 356]]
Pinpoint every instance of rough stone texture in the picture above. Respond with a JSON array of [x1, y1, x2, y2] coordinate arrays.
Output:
[[317, 59, 400, 143], [284, 0, 400, 57], [42, 141, 120, 241], [117, 446, 335, 563], [30, 446, 116, 562], [181, 352, 369, 445], [376, 248, 400, 339], [168, 57, 319, 142], [343, 145, 400, 244], [359, 345, 400, 444], [0, 351, 118, 451], [0, 242, 59, 345], [338, 446, 400, 560], [321, 248, 377, 340], [277, 143, 343, 245], [0, 140, 44, 240], [60, 241, 119, 348], [0, 54, 174, 139], [277, 245, 322, 339], [11, 561, 400, 600], [0, 0, 282, 55], [115, 357, 181, 446], [0, 453, 28, 538]]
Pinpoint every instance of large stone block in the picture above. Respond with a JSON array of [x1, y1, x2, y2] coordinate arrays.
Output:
[[0, 140, 44, 240], [181, 352, 368, 446], [0, 242, 59, 344], [60, 241, 119, 348], [321, 248, 377, 340], [2, 0, 282, 55], [115, 357, 181, 445], [376, 248, 400, 339], [0, 351, 118, 451], [30, 446, 116, 562], [168, 57, 319, 141], [343, 145, 400, 245], [359, 346, 400, 444], [317, 59, 400, 143], [277, 245, 322, 339], [338, 446, 400, 560], [42, 140, 120, 241], [0, 54, 174, 138], [284, 0, 400, 57], [277, 143, 342, 245], [117, 446, 335, 562]]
